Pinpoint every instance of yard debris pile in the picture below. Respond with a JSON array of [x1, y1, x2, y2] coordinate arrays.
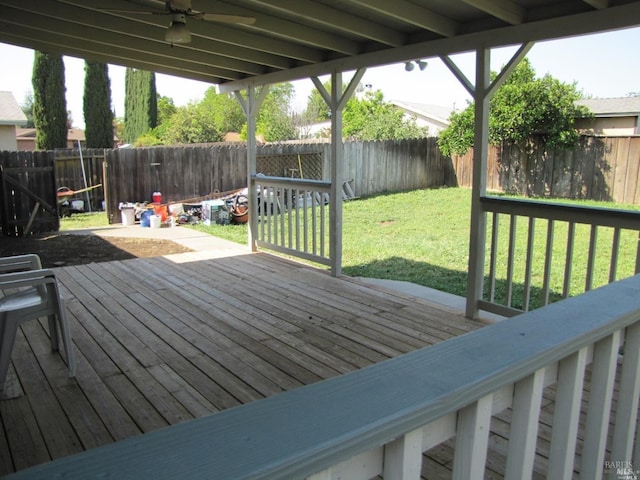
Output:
[[119, 188, 248, 228]]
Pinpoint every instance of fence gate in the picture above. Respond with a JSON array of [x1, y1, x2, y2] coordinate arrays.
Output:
[[0, 150, 59, 237]]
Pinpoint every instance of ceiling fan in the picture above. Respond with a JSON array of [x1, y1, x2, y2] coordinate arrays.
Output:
[[108, 0, 256, 44]]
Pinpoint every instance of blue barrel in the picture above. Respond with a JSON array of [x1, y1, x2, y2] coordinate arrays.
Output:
[[140, 209, 153, 227]]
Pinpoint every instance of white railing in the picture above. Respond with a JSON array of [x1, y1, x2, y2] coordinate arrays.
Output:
[[251, 175, 332, 266], [481, 196, 640, 317], [13, 275, 640, 479]]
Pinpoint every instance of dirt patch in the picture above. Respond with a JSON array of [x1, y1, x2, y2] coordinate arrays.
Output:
[[0, 233, 193, 268]]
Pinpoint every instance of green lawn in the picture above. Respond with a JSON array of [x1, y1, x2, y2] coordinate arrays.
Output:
[[62, 188, 640, 309]]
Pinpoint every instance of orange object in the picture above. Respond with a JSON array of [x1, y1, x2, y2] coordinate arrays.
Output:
[[154, 205, 168, 221]]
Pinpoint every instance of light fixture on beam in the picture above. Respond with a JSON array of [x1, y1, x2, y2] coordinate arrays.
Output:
[[404, 60, 428, 72], [165, 14, 191, 44]]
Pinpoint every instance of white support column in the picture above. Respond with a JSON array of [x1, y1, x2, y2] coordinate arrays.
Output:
[[442, 42, 533, 319], [465, 47, 491, 320], [234, 86, 269, 252], [312, 68, 365, 276], [330, 71, 344, 276]]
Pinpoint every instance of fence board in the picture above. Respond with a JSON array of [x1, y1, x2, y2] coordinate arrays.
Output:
[[0, 150, 59, 237]]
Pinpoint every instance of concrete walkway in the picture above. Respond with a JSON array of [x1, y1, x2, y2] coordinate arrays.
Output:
[[65, 224, 247, 256]]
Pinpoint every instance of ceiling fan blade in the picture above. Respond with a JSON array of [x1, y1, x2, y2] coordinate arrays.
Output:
[[197, 13, 256, 25]]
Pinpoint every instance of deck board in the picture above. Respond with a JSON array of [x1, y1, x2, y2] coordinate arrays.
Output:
[[0, 249, 615, 477]]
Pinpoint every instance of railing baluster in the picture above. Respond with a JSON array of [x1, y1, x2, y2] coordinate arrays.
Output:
[[505, 369, 545, 479], [303, 190, 309, 253], [488, 212, 499, 303], [548, 348, 588, 480], [542, 219, 554, 306], [563, 221, 575, 298], [582, 331, 621, 479], [279, 187, 285, 247], [452, 394, 493, 480], [610, 322, 640, 473], [506, 215, 517, 308], [585, 225, 598, 291], [295, 189, 301, 251], [609, 227, 621, 283], [523, 216, 536, 311], [312, 191, 318, 256], [383, 428, 422, 480], [287, 187, 293, 249], [320, 196, 326, 258], [635, 231, 640, 274]]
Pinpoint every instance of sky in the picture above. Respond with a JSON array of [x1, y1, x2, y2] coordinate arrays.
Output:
[[1, 25, 638, 129]]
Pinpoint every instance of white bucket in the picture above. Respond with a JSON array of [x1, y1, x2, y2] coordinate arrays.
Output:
[[149, 214, 162, 229], [71, 200, 84, 211], [121, 208, 135, 226]]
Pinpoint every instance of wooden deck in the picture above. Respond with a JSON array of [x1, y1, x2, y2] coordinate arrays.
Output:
[[0, 249, 481, 476]]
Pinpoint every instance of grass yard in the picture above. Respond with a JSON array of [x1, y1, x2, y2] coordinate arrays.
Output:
[[62, 188, 640, 310]]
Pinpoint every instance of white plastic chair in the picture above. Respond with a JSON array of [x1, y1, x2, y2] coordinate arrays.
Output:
[[0, 254, 76, 390]]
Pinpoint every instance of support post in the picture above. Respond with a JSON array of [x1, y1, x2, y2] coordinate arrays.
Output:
[[465, 47, 491, 320], [312, 68, 365, 276], [235, 86, 268, 253]]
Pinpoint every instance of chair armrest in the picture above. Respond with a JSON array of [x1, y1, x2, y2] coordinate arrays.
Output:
[[0, 269, 57, 290], [0, 254, 43, 273]]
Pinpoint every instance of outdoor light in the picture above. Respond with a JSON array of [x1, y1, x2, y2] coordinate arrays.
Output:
[[165, 14, 191, 44], [404, 60, 428, 72]]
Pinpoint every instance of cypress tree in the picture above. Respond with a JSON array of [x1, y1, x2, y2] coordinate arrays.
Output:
[[83, 61, 114, 148], [32, 51, 67, 150], [123, 68, 157, 144]]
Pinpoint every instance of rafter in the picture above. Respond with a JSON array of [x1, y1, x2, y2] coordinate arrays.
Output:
[[350, 0, 458, 38], [217, 0, 406, 47], [462, 0, 526, 25]]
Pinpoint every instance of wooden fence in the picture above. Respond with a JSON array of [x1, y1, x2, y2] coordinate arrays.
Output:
[[453, 135, 640, 203], [0, 151, 58, 237], [2, 135, 638, 232]]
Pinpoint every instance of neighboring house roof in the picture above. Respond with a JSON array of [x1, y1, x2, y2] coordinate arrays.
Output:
[[390, 100, 454, 128], [0, 91, 28, 126], [576, 97, 640, 117], [16, 127, 36, 138]]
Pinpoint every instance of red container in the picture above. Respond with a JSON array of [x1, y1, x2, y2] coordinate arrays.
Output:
[[152, 192, 162, 204]]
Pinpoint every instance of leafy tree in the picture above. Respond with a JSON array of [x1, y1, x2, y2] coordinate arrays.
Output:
[[123, 68, 157, 143], [438, 58, 590, 156], [303, 82, 331, 122], [200, 88, 244, 135], [343, 89, 428, 140], [157, 95, 177, 125], [157, 102, 223, 145], [32, 51, 68, 149], [83, 61, 114, 148], [20, 91, 35, 128], [256, 83, 296, 141], [151, 88, 244, 145]]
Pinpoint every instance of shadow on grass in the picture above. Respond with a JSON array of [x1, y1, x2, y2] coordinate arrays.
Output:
[[343, 255, 564, 312]]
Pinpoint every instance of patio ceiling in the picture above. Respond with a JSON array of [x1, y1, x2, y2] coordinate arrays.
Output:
[[0, 0, 638, 93]]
